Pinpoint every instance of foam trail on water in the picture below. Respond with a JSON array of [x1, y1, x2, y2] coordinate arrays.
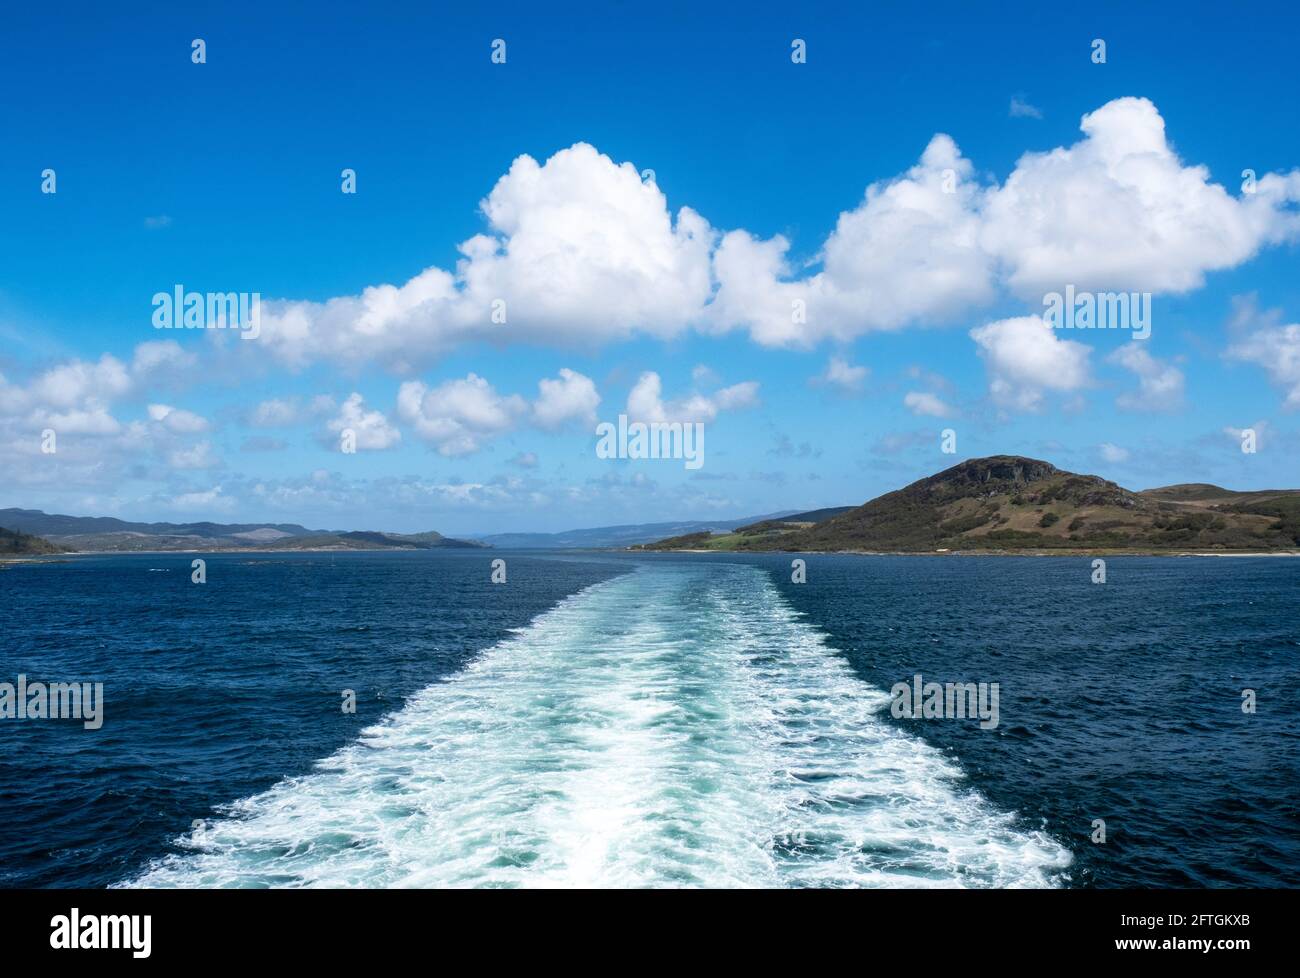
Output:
[[126, 563, 1072, 888]]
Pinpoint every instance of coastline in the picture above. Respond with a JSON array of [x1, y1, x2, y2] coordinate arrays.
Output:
[[632, 547, 1300, 557], [8, 547, 1300, 563], [0, 546, 472, 563]]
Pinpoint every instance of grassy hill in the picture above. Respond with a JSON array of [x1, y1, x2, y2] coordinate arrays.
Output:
[[630, 507, 854, 551], [635, 456, 1300, 554]]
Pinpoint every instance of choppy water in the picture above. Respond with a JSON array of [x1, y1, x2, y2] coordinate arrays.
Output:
[[2, 551, 1296, 888]]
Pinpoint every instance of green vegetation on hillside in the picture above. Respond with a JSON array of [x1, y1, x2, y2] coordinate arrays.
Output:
[[0, 526, 63, 555], [629, 531, 714, 550]]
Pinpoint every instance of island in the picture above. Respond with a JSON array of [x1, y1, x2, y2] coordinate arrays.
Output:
[[631, 456, 1300, 555]]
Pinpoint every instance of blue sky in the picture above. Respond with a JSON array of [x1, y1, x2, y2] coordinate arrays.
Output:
[[1, 0, 1298, 534]]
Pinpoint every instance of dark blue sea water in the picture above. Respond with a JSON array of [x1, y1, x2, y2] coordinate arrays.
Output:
[[1, 551, 1296, 888]]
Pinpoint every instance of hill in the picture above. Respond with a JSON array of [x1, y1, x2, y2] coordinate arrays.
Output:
[[0, 508, 483, 553], [474, 511, 801, 549], [0, 508, 313, 539], [0, 526, 64, 556], [629, 506, 852, 551], [634, 456, 1300, 554]]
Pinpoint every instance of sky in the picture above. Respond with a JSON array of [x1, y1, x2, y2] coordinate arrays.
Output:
[[1, 0, 1298, 535]]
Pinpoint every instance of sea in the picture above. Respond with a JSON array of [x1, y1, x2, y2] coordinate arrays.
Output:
[[1, 551, 1296, 888]]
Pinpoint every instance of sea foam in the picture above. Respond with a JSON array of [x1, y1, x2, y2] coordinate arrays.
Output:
[[126, 562, 1072, 888]]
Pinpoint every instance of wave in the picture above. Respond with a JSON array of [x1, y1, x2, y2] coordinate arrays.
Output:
[[125, 562, 1072, 888]]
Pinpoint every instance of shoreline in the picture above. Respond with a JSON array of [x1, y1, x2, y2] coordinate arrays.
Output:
[[631, 548, 1300, 557], [0, 546, 462, 562], [7, 547, 1300, 563]]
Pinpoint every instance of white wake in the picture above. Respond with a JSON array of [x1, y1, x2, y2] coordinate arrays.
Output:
[[126, 562, 1072, 888]]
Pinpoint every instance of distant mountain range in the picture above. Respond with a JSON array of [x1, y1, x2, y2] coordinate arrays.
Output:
[[13, 457, 1298, 558], [0, 508, 484, 553], [633, 456, 1300, 554], [473, 511, 811, 549], [0, 507, 830, 555]]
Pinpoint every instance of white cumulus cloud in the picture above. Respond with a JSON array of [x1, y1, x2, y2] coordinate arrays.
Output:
[[397, 374, 527, 456], [257, 143, 714, 370], [148, 404, 211, 433], [1225, 299, 1300, 410], [970, 316, 1093, 411], [326, 393, 401, 451], [208, 99, 1300, 364], [532, 368, 600, 430], [710, 134, 993, 346], [816, 355, 869, 391], [624, 372, 759, 424], [1109, 345, 1185, 412], [711, 97, 1300, 346], [903, 390, 955, 418]]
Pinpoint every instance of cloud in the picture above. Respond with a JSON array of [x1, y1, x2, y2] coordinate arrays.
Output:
[[508, 451, 539, 469], [24, 354, 131, 413], [205, 99, 1300, 365], [148, 403, 211, 433], [1098, 442, 1130, 463], [906, 365, 955, 392], [167, 440, 221, 470], [390, 367, 619, 457], [710, 133, 994, 346], [1009, 96, 1043, 120], [984, 98, 1300, 295], [396, 374, 527, 456], [0, 342, 199, 437], [0, 342, 224, 498], [132, 340, 196, 377], [691, 364, 719, 386], [166, 486, 235, 513], [903, 390, 955, 418], [144, 215, 173, 229], [970, 316, 1093, 411], [325, 393, 401, 451], [815, 355, 869, 391], [246, 395, 335, 429], [1109, 345, 1185, 411], [248, 398, 302, 428], [1225, 297, 1300, 409], [460, 145, 714, 341], [532, 368, 600, 429], [1223, 420, 1271, 450], [624, 371, 759, 424], [712, 97, 1300, 346], [257, 143, 714, 370], [712, 381, 761, 411]]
